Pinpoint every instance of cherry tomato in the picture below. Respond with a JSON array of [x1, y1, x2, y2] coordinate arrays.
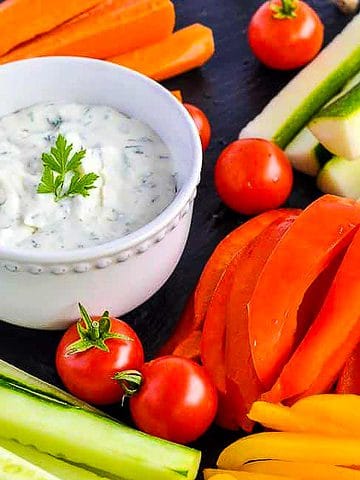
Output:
[[214, 139, 293, 215], [128, 356, 218, 444], [56, 304, 144, 405], [248, 0, 324, 70], [184, 103, 211, 151]]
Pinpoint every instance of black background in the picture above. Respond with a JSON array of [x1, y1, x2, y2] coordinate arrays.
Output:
[[0, 1, 354, 476]]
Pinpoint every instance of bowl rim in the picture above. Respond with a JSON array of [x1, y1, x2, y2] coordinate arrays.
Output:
[[0, 56, 202, 264]]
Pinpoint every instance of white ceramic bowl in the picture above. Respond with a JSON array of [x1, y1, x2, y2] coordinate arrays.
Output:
[[0, 57, 202, 329]]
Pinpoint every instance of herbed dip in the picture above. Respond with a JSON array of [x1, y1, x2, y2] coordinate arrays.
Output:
[[0, 103, 177, 250]]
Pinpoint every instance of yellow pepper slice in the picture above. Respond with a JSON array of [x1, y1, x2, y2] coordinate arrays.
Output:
[[243, 460, 360, 479], [291, 394, 360, 435], [248, 401, 348, 436], [204, 470, 292, 480], [217, 432, 360, 469]]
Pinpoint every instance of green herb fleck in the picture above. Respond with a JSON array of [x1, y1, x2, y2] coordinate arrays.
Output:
[[37, 134, 98, 202]]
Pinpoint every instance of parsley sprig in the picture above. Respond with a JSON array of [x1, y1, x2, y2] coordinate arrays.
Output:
[[37, 134, 99, 202]]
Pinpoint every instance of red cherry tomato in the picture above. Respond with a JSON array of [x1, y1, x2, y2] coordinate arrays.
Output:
[[56, 304, 144, 405], [184, 103, 211, 151], [128, 356, 218, 444], [248, 0, 324, 70], [214, 139, 293, 215]]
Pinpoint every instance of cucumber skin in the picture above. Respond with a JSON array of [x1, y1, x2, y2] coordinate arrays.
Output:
[[0, 381, 200, 480], [0, 360, 102, 415], [314, 82, 360, 118], [273, 47, 360, 148]]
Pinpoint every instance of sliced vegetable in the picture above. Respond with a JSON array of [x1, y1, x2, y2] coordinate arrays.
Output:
[[224, 213, 299, 431], [309, 82, 360, 159], [317, 156, 360, 199], [204, 471, 288, 480], [217, 432, 360, 469], [248, 400, 349, 436], [108, 24, 215, 81], [214, 139, 293, 215], [127, 356, 217, 444], [0, 0, 175, 63], [248, 194, 360, 389], [248, 0, 324, 70], [239, 13, 360, 148], [265, 226, 360, 402], [171, 90, 183, 102], [172, 330, 202, 360], [242, 460, 360, 479], [0, 445, 61, 480], [285, 70, 360, 175], [285, 128, 331, 176], [184, 103, 211, 151], [200, 210, 299, 394], [0, 359, 101, 415], [0, 0, 101, 57], [337, 344, 360, 393], [194, 209, 297, 331], [291, 394, 360, 433], [0, 439, 105, 480], [156, 294, 200, 360], [0, 373, 201, 480]]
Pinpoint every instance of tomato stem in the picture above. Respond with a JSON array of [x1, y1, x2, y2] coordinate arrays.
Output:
[[90, 320, 100, 341], [270, 0, 298, 19], [65, 303, 133, 356], [114, 370, 143, 400]]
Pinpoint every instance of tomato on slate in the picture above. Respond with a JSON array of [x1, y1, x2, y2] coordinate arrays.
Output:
[[123, 356, 217, 444], [214, 139, 293, 215], [248, 0, 324, 70], [56, 304, 144, 405], [184, 103, 211, 151]]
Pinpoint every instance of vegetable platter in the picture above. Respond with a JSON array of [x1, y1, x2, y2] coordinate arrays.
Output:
[[0, 0, 357, 479]]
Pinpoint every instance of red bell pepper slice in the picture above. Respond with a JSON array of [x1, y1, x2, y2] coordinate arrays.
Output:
[[225, 213, 299, 432], [336, 344, 360, 395], [156, 293, 196, 357], [265, 226, 360, 403], [201, 210, 300, 430], [194, 209, 297, 331], [248, 195, 360, 390], [172, 330, 202, 361]]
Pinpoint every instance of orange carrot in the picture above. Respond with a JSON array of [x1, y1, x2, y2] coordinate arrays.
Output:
[[108, 24, 215, 81], [0, 0, 101, 56], [0, 0, 175, 64], [171, 90, 183, 102]]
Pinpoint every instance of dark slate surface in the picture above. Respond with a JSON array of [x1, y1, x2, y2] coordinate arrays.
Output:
[[0, 0, 354, 476]]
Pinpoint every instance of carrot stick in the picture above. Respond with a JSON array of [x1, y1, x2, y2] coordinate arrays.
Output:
[[108, 24, 215, 81], [171, 90, 183, 102], [0, 0, 175, 64], [0, 0, 101, 57]]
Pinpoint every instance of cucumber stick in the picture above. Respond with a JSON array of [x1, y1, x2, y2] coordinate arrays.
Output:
[[284, 129, 331, 176], [310, 82, 360, 159], [285, 70, 360, 175], [0, 359, 102, 414], [239, 13, 360, 148], [0, 445, 61, 480], [0, 439, 113, 480], [0, 379, 200, 480], [317, 156, 360, 199]]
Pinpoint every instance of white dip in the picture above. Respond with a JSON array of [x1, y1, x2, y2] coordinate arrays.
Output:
[[0, 103, 177, 250]]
